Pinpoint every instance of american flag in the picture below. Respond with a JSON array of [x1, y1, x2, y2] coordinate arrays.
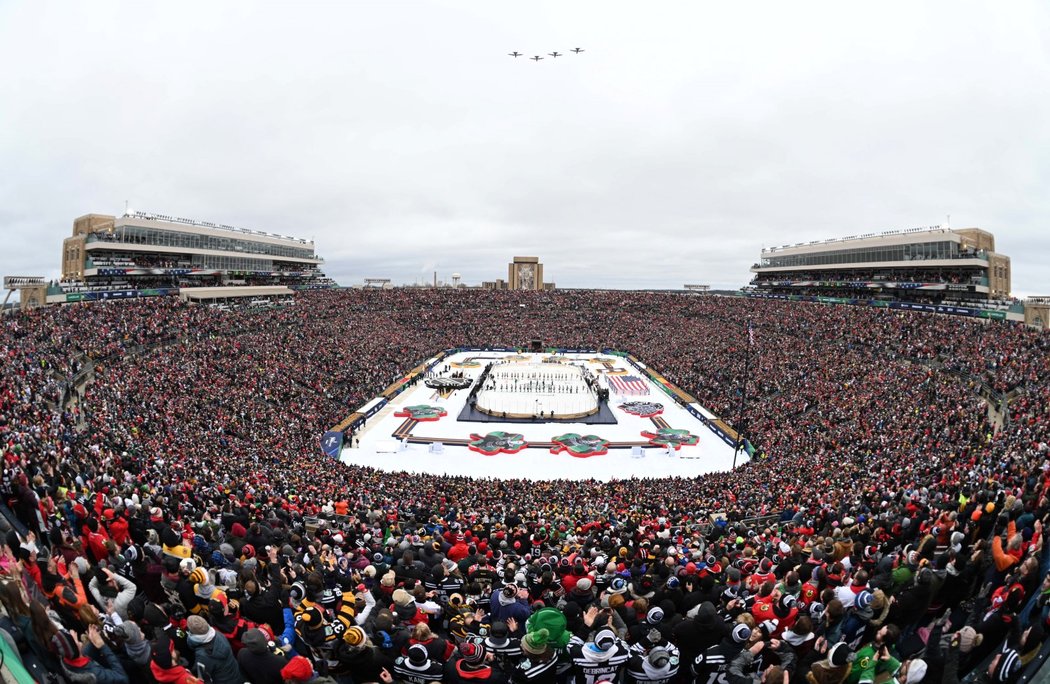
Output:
[[608, 375, 649, 395]]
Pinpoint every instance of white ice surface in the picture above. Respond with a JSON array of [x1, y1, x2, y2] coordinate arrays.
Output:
[[340, 352, 743, 481]]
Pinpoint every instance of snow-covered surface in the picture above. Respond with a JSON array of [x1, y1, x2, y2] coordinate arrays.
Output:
[[340, 351, 743, 481]]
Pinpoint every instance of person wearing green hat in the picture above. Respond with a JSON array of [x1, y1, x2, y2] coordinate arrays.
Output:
[[525, 608, 573, 651], [515, 628, 559, 683], [511, 608, 574, 683]]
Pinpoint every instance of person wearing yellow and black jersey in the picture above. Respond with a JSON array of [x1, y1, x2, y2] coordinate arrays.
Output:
[[186, 566, 221, 616], [295, 604, 348, 678], [294, 568, 361, 632]]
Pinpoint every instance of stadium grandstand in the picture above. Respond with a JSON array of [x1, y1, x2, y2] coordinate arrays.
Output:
[[1, 288, 1049, 683], [51, 210, 335, 305], [750, 225, 1018, 314]]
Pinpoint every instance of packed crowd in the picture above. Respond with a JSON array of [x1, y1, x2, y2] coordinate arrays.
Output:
[[1, 289, 1049, 684], [750, 269, 984, 285]]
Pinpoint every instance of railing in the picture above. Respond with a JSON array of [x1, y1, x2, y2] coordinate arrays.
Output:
[[124, 210, 312, 244]]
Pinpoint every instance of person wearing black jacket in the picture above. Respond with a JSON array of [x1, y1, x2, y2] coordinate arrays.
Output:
[[238, 628, 288, 684], [337, 625, 391, 683], [674, 601, 727, 675], [396, 551, 427, 583], [393, 642, 445, 684], [240, 559, 285, 635], [887, 568, 934, 631], [692, 622, 751, 684]]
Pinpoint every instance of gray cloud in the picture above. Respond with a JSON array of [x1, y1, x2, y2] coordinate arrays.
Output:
[[1, 1, 1048, 294]]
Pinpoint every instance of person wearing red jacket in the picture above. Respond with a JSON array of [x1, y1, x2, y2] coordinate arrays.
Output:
[[448, 534, 471, 562], [105, 509, 130, 547], [81, 517, 111, 564], [749, 558, 776, 591], [752, 584, 778, 624]]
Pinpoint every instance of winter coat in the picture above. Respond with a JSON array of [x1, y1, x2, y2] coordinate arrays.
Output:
[[60, 644, 130, 684], [237, 630, 288, 684], [806, 659, 851, 684], [187, 630, 243, 684]]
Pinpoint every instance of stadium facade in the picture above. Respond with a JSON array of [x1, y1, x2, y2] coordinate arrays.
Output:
[[55, 210, 332, 303], [750, 225, 1011, 305]]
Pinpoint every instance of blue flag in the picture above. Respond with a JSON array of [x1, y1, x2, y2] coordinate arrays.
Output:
[[321, 431, 344, 459]]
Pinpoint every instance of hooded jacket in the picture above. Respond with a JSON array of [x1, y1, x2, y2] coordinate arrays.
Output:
[[673, 601, 726, 670], [119, 622, 152, 667], [626, 651, 680, 684], [237, 628, 288, 684], [567, 635, 631, 684]]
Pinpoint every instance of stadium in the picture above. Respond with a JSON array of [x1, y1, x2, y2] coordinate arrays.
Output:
[[2, 4, 1049, 682], [1, 268, 1049, 683]]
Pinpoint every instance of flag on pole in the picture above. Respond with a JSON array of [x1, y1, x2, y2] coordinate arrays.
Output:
[[748, 323, 755, 347]]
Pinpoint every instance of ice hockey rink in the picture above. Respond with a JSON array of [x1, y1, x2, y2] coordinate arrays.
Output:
[[340, 351, 744, 481]]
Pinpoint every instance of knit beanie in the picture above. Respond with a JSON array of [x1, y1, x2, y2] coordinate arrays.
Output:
[[152, 634, 175, 669], [459, 640, 487, 665], [281, 655, 315, 682], [906, 658, 927, 684], [593, 629, 615, 651], [828, 642, 850, 668], [344, 626, 367, 649], [521, 628, 550, 655], [955, 626, 982, 654], [407, 643, 429, 666], [186, 615, 210, 636], [51, 631, 78, 662], [142, 602, 169, 629], [392, 588, 414, 607], [526, 607, 572, 650], [649, 647, 671, 668]]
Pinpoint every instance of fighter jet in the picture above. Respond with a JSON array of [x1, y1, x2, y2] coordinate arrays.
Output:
[[548, 51, 562, 58], [508, 51, 523, 58], [571, 47, 584, 54], [530, 55, 543, 61]]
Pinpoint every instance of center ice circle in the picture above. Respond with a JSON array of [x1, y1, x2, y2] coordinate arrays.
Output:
[[475, 361, 599, 419]]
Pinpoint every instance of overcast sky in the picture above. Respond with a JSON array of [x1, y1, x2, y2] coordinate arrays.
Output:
[[1, 1, 1048, 293]]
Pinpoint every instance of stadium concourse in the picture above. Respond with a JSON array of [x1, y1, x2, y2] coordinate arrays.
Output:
[[0, 288, 1048, 684], [342, 351, 740, 480]]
